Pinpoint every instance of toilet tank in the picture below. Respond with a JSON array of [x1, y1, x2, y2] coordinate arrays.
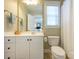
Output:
[[48, 36, 60, 46]]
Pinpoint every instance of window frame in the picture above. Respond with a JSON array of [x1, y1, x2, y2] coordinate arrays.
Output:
[[44, 1, 60, 28]]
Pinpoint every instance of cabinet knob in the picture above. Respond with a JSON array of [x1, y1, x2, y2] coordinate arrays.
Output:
[[30, 39, 32, 41], [27, 39, 29, 41], [8, 57, 10, 59], [8, 47, 10, 50], [8, 39, 10, 41]]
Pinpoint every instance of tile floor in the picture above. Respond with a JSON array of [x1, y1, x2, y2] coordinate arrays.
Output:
[[44, 53, 52, 59]]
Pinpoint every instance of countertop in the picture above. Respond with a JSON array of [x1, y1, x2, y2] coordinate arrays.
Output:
[[4, 31, 44, 37]]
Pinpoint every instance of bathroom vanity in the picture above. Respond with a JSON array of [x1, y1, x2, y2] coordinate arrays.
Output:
[[4, 32, 44, 59]]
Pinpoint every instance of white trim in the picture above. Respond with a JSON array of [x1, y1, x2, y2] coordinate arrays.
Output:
[[45, 25, 60, 28], [45, 1, 60, 6]]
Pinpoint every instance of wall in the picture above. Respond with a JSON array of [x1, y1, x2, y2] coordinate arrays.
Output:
[[61, 0, 74, 59], [46, 28, 60, 36]]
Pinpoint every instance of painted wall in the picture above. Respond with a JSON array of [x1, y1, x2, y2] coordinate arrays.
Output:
[[61, 0, 74, 59], [46, 28, 60, 36]]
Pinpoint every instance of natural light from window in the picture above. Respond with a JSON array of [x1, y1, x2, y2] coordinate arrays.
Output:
[[46, 6, 59, 27]]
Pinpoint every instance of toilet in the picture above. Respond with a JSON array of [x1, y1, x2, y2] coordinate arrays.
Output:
[[48, 36, 65, 59]]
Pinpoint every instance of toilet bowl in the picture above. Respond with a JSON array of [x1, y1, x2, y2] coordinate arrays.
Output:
[[48, 36, 65, 59], [51, 46, 65, 59]]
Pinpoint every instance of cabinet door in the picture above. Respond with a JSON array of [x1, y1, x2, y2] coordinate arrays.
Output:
[[4, 36, 16, 52], [4, 52, 15, 59], [4, 36, 16, 59], [16, 36, 29, 59], [30, 36, 43, 59]]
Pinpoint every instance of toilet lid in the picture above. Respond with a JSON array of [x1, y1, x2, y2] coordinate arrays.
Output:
[[51, 46, 65, 56]]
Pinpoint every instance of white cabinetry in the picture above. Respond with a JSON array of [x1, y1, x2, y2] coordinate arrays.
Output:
[[4, 35, 43, 59], [30, 36, 43, 59], [4, 36, 16, 59], [16, 36, 29, 59]]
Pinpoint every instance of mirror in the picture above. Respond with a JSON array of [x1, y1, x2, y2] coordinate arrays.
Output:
[[18, 0, 43, 32], [4, 0, 18, 32]]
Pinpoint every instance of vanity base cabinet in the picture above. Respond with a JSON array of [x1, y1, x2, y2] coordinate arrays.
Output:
[[4, 36, 16, 59], [4, 53, 15, 59], [30, 36, 43, 59], [4, 36, 43, 59], [16, 36, 29, 59]]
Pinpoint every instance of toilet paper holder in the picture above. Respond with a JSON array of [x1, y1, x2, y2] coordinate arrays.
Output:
[[44, 36, 48, 42]]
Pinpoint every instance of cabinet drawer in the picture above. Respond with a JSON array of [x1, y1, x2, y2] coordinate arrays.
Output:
[[4, 44, 15, 52], [4, 36, 15, 44], [4, 52, 15, 59]]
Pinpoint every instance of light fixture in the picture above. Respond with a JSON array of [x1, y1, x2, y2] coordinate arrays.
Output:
[[23, 0, 38, 5]]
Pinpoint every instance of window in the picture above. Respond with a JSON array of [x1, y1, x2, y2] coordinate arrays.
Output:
[[46, 6, 59, 27]]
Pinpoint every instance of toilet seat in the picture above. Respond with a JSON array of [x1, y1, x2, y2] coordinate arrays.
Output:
[[51, 46, 65, 56]]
